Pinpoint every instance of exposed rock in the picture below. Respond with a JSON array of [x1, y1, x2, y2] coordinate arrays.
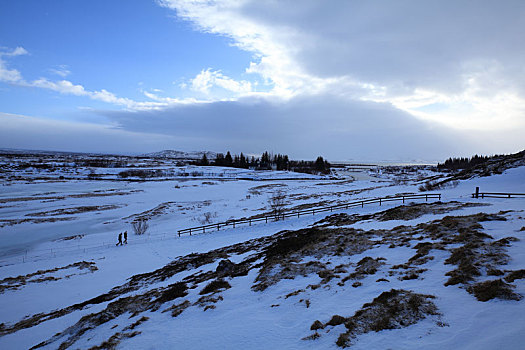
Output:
[[215, 259, 249, 277]]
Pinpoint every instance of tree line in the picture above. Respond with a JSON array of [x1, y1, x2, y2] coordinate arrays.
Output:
[[437, 154, 493, 171], [196, 151, 331, 174]]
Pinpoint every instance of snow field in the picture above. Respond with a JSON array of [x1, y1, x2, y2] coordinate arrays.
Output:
[[0, 166, 524, 349]]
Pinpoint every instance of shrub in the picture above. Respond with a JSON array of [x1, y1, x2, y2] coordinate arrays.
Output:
[[199, 279, 231, 295], [200, 212, 216, 224], [268, 189, 287, 219], [132, 220, 149, 235]]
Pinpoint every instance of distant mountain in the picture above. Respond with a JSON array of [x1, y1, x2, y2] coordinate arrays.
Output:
[[142, 150, 218, 160], [0, 148, 115, 157]]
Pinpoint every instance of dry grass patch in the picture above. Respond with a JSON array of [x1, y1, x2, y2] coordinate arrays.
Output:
[[315, 201, 487, 227], [340, 257, 386, 285], [467, 279, 522, 302], [29, 205, 120, 217], [88, 331, 141, 350], [305, 289, 441, 348], [0, 261, 97, 294], [199, 279, 231, 295], [504, 269, 525, 283]]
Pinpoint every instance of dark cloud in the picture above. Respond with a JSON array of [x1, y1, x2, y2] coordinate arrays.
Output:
[[240, 0, 525, 94], [0, 113, 173, 155], [2, 94, 520, 161], [101, 95, 471, 161], [157, 0, 525, 155]]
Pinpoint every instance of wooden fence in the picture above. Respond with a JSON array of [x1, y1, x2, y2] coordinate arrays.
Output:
[[177, 193, 441, 236], [472, 191, 525, 199]]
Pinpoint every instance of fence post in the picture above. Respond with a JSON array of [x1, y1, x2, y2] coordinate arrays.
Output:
[[249, 219, 251, 226], [189, 229, 192, 236], [475, 187, 479, 199], [425, 194, 428, 201], [265, 216, 268, 223], [402, 196, 405, 203], [203, 226, 205, 234], [217, 223, 220, 231], [379, 198, 381, 206], [312, 209, 315, 215], [233, 221, 236, 228], [361, 201, 364, 208]]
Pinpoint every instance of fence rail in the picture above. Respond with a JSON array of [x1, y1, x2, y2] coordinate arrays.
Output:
[[472, 192, 525, 199], [177, 193, 442, 236]]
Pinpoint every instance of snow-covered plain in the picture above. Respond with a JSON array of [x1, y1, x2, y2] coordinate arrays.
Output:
[[0, 162, 524, 349]]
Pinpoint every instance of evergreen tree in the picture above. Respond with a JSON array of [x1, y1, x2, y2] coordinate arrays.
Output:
[[214, 153, 225, 166], [239, 153, 248, 168], [261, 151, 271, 168], [225, 151, 233, 166], [438, 154, 492, 171], [315, 156, 326, 172], [200, 153, 209, 166]]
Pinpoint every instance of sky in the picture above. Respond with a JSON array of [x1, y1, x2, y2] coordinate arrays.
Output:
[[1, 0, 524, 162]]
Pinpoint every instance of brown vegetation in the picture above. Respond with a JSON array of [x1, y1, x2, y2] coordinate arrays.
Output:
[[0, 261, 97, 294], [199, 279, 231, 295], [305, 289, 441, 348], [315, 201, 487, 227], [29, 205, 120, 217], [2, 205, 522, 349], [467, 279, 522, 302]]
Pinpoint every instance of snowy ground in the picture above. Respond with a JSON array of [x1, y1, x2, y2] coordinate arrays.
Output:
[[0, 164, 524, 349]]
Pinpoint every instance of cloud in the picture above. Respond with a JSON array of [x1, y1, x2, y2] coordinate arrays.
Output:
[[0, 112, 175, 154], [31, 78, 87, 95], [142, 90, 200, 105], [190, 68, 252, 95], [158, 0, 525, 132], [0, 46, 28, 57], [0, 46, 255, 111], [48, 65, 71, 77], [0, 46, 27, 82], [0, 46, 196, 110], [101, 93, 494, 161], [28, 77, 155, 109], [0, 60, 23, 83], [2, 3, 524, 159], [3, 94, 521, 161]]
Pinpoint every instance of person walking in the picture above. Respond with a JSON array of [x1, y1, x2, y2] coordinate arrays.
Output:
[[116, 232, 123, 246], [123, 231, 128, 244]]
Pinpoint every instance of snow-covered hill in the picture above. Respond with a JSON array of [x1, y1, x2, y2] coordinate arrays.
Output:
[[141, 149, 218, 160], [0, 164, 524, 349]]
